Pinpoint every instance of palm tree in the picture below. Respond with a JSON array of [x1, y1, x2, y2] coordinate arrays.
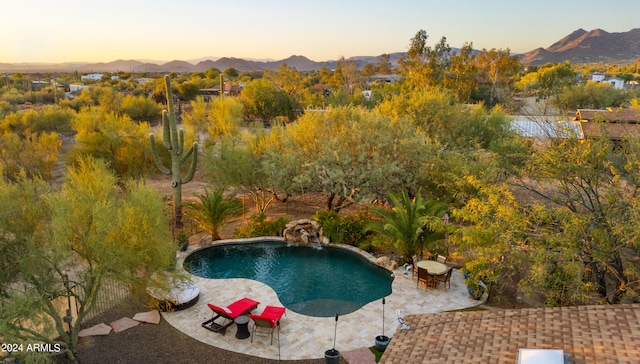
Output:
[[367, 190, 447, 262], [186, 188, 243, 240]]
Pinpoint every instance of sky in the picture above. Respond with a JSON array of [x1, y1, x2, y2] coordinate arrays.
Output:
[[1, 0, 639, 64]]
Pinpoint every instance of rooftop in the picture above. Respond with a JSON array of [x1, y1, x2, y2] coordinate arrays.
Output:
[[380, 304, 640, 364]]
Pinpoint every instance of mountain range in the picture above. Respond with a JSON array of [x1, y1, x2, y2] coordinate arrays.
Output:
[[0, 54, 405, 74], [520, 28, 640, 65], [2, 28, 639, 73]]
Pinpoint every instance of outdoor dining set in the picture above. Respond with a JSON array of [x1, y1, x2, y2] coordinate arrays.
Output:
[[412, 254, 453, 291]]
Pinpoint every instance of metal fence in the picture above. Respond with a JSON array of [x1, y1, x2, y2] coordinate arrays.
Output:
[[78, 278, 130, 323]]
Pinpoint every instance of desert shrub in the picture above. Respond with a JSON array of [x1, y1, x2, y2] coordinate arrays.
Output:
[[313, 210, 373, 248], [234, 213, 289, 238], [0, 88, 27, 104]]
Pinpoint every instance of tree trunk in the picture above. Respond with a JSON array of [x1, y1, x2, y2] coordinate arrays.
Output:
[[327, 192, 335, 211]]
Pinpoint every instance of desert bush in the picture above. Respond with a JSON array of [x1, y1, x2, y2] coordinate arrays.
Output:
[[234, 213, 289, 238], [313, 210, 373, 248]]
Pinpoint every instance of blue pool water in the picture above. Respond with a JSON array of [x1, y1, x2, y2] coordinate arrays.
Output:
[[183, 240, 393, 317]]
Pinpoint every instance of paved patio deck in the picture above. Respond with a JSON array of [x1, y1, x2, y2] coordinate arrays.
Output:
[[162, 241, 485, 361]]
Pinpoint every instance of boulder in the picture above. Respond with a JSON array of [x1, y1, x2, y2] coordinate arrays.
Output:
[[283, 219, 323, 246], [386, 260, 399, 271], [199, 235, 213, 247], [376, 256, 399, 271]]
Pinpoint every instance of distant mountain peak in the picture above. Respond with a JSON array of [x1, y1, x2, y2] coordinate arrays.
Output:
[[522, 27, 640, 65], [282, 55, 312, 61], [587, 28, 608, 37]]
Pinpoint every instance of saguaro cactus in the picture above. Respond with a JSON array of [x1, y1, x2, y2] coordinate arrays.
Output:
[[150, 75, 198, 230]]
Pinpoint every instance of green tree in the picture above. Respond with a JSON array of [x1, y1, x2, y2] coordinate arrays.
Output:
[[333, 56, 362, 94], [177, 81, 200, 101], [516, 62, 578, 101], [120, 94, 162, 122], [451, 175, 536, 301], [366, 190, 447, 262], [514, 136, 640, 304], [240, 78, 295, 123], [552, 82, 627, 111], [185, 188, 243, 240], [376, 53, 394, 75], [473, 48, 521, 106], [398, 30, 453, 90], [263, 106, 426, 211], [182, 96, 244, 146], [205, 67, 222, 80], [455, 134, 640, 306], [2, 105, 74, 134], [445, 42, 477, 102], [263, 64, 305, 98], [69, 108, 155, 180], [61, 86, 123, 114], [223, 67, 240, 79], [203, 136, 276, 215], [398, 29, 430, 89], [0, 157, 174, 363], [362, 63, 377, 77], [0, 130, 61, 181]]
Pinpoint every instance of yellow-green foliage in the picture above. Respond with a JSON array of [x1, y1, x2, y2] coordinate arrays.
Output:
[[182, 96, 243, 145], [120, 94, 162, 122], [69, 108, 155, 179], [0, 157, 174, 362]]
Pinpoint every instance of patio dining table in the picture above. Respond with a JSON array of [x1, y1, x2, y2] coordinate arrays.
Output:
[[416, 260, 447, 276]]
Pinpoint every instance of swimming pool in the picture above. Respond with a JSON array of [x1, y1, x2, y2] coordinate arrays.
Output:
[[183, 240, 393, 317]]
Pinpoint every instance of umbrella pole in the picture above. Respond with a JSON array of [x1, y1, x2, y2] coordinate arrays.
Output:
[[382, 297, 385, 336]]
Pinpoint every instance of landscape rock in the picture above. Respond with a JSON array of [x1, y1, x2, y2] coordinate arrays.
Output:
[[199, 235, 213, 247], [132, 310, 161, 324], [283, 218, 326, 246], [376, 256, 399, 271], [78, 323, 112, 337], [110, 317, 140, 333]]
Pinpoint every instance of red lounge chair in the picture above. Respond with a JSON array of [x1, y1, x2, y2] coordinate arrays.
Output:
[[202, 297, 260, 335], [249, 306, 286, 344]]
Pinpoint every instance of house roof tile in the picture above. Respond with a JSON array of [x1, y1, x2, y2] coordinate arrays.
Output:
[[576, 109, 640, 123], [379, 304, 640, 364]]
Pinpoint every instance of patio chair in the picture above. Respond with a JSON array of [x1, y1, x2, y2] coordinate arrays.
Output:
[[416, 267, 434, 289], [434, 267, 453, 292], [411, 254, 422, 278], [202, 297, 260, 335], [249, 306, 286, 345], [436, 254, 447, 264]]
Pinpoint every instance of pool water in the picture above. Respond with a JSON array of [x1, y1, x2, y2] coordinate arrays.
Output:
[[183, 240, 393, 317]]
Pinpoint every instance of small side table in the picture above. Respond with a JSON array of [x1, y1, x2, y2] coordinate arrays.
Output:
[[235, 315, 251, 339]]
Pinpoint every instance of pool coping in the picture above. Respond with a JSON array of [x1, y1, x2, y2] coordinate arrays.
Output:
[[181, 236, 384, 267]]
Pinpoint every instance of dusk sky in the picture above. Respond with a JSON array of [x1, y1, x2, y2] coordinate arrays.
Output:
[[2, 0, 638, 64]]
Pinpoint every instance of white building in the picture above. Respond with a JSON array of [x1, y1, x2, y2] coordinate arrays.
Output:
[[69, 83, 90, 92], [80, 73, 103, 81], [604, 77, 625, 89], [588, 72, 606, 82]]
